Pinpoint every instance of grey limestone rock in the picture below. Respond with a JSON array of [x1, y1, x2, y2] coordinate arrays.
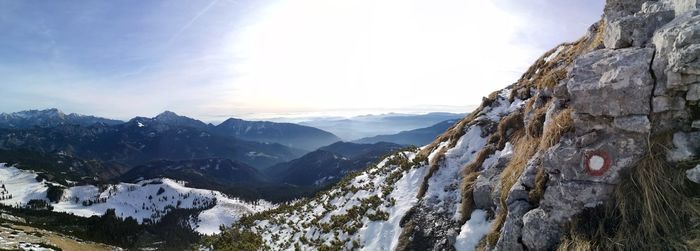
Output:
[[613, 115, 652, 133], [567, 48, 655, 117], [521, 208, 562, 251]]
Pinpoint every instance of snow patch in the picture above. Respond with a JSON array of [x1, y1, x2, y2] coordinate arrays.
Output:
[[454, 210, 492, 251], [0, 163, 270, 235]]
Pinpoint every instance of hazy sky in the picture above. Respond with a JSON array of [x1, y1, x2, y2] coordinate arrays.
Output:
[[0, 0, 604, 122]]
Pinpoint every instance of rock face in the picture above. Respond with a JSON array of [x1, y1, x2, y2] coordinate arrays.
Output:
[[210, 1, 700, 250], [566, 48, 655, 116]]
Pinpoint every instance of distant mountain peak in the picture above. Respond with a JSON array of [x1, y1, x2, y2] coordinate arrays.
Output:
[[155, 110, 178, 118], [151, 111, 208, 129]]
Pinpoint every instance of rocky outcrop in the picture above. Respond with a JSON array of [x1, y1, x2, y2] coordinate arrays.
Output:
[[517, 1, 700, 250], [464, 0, 699, 250]]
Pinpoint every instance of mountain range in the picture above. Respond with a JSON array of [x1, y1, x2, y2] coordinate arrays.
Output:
[[354, 119, 459, 146], [213, 118, 340, 151], [0, 108, 413, 202], [298, 112, 466, 140], [0, 108, 123, 128]]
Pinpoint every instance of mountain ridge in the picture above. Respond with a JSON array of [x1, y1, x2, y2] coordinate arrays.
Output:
[[353, 119, 459, 146]]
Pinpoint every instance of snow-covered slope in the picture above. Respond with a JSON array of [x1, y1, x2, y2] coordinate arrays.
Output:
[[0, 163, 272, 235], [218, 89, 523, 250], [0, 164, 49, 206]]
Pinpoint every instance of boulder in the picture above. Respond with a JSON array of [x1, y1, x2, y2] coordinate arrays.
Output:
[[652, 12, 700, 95], [604, 0, 645, 20], [521, 209, 562, 251], [567, 48, 655, 117], [604, 11, 674, 49], [613, 115, 651, 133], [494, 200, 532, 251], [687, 164, 700, 184], [668, 131, 700, 162]]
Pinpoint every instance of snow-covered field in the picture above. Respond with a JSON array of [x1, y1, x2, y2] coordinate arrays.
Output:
[[0, 163, 272, 235], [0, 164, 49, 207]]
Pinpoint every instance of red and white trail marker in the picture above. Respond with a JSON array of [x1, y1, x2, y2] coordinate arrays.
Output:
[[584, 151, 611, 176]]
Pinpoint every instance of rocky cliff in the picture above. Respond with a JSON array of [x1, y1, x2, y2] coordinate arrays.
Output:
[[207, 1, 700, 250]]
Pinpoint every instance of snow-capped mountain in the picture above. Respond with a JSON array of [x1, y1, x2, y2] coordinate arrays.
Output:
[[0, 108, 123, 129]]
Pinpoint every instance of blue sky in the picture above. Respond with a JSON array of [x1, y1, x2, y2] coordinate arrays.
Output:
[[0, 0, 604, 122]]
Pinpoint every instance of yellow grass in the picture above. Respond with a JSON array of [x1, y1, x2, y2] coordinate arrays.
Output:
[[539, 108, 573, 150], [517, 20, 605, 90], [483, 108, 573, 246], [417, 146, 447, 198], [459, 145, 497, 223]]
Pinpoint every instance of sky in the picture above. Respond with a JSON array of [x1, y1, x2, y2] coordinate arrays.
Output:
[[0, 0, 604, 122]]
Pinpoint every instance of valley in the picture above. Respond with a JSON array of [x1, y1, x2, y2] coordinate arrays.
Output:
[[0, 108, 454, 249]]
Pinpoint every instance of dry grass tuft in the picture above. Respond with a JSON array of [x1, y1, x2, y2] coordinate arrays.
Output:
[[498, 133, 539, 207], [495, 112, 524, 149], [522, 97, 537, 115], [484, 206, 507, 246], [539, 108, 573, 150], [526, 106, 548, 138], [475, 236, 489, 251], [459, 146, 497, 223], [561, 136, 700, 250], [556, 234, 593, 251], [459, 171, 482, 224], [517, 20, 605, 90], [418, 106, 484, 158], [586, 21, 606, 51]]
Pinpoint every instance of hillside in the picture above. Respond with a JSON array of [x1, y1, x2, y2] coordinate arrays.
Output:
[[0, 163, 272, 235], [207, 1, 700, 250], [354, 119, 459, 146], [214, 118, 341, 151], [119, 158, 267, 188], [265, 142, 404, 187]]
